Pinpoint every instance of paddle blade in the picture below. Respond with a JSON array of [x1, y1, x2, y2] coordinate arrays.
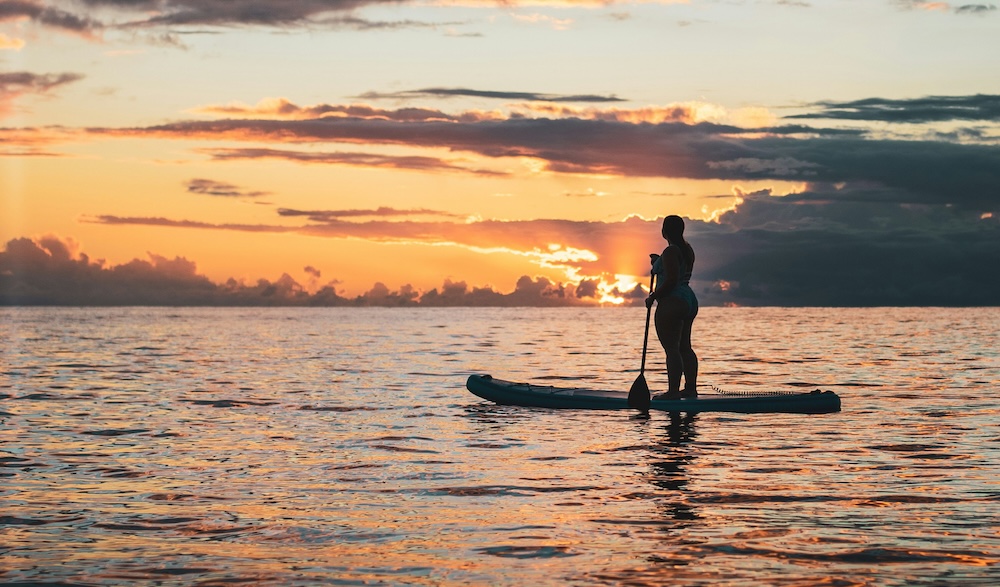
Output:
[[628, 373, 651, 411]]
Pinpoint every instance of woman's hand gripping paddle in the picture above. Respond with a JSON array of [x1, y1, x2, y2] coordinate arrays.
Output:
[[628, 273, 655, 412]]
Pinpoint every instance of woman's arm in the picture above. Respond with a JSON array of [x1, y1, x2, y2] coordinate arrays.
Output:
[[651, 246, 680, 300]]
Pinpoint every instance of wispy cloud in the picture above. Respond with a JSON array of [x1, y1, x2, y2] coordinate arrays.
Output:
[[277, 206, 467, 221], [0, 0, 101, 37], [192, 97, 496, 121], [356, 87, 625, 103], [954, 4, 997, 14], [185, 178, 270, 198], [508, 12, 574, 30], [0, 71, 84, 117], [789, 94, 1000, 123], [0, 126, 84, 156], [200, 146, 509, 176], [893, 0, 998, 13]]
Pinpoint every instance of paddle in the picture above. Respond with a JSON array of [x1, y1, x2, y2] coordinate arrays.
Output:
[[627, 273, 655, 411]]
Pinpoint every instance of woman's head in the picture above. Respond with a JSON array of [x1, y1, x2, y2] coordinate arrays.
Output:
[[662, 215, 685, 243]]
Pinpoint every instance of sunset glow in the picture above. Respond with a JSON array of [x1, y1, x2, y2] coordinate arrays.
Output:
[[2, 0, 998, 306]]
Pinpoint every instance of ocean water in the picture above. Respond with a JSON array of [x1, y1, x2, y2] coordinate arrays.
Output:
[[1, 306, 998, 586]]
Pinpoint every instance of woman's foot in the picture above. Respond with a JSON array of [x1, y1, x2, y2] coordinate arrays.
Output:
[[680, 388, 698, 399], [653, 391, 682, 400]]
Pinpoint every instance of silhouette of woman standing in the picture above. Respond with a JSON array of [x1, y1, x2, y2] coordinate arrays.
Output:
[[645, 215, 699, 399]]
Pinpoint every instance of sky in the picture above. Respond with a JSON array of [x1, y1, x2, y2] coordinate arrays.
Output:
[[1, 0, 998, 306]]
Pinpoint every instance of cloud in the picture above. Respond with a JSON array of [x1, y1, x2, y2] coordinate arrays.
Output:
[[0, 235, 598, 306], [86, 173, 1000, 306], [954, 4, 997, 14], [185, 178, 270, 198], [789, 94, 1000, 124], [51, 1, 686, 31], [0, 32, 25, 49], [192, 96, 770, 126], [356, 87, 625, 103], [277, 206, 466, 221], [201, 146, 509, 176], [0, 0, 101, 36], [893, 0, 998, 13], [0, 71, 85, 116], [192, 97, 499, 122], [27, 179, 1000, 307], [84, 215, 297, 233], [0, 0, 470, 40], [98, 109, 1000, 211], [697, 190, 1000, 306], [509, 12, 574, 30], [0, 126, 85, 156], [79, 0, 404, 27]]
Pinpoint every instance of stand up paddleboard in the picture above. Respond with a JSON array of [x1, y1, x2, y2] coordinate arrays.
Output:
[[466, 374, 841, 414]]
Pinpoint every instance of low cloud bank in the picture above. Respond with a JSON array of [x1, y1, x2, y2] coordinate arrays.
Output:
[[4, 198, 999, 307], [0, 237, 608, 307]]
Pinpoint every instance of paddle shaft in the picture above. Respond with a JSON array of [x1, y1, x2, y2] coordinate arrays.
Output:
[[639, 273, 655, 375]]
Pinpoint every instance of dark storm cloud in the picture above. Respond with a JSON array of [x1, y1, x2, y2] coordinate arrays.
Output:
[[694, 191, 1000, 306], [789, 94, 1000, 124], [357, 87, 626, 103], [185, 178, 270, 198], [102, 115, 1000, 210]]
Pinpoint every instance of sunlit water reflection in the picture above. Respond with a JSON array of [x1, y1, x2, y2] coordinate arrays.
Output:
[[2, 307, 998, 585]]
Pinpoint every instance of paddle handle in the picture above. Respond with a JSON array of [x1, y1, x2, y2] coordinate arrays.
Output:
[[639, 273, 655, 375]]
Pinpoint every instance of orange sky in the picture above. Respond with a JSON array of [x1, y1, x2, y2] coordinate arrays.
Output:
[[2, 1, 999, 306]]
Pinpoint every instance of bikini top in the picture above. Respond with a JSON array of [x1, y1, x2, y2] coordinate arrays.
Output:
[[652, 244, 693, 289]]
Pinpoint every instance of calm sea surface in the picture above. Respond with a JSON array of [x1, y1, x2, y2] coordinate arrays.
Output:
[[2, 307, 999, 586]]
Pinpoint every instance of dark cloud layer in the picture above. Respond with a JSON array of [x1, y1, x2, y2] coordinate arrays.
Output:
[[790, 94, 1000, 123], [103, 114, 1000, 211]]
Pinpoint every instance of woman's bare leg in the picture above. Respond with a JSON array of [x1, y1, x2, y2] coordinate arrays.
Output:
[[654, 297, 687, 396], [680, 317, 697, 395]]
